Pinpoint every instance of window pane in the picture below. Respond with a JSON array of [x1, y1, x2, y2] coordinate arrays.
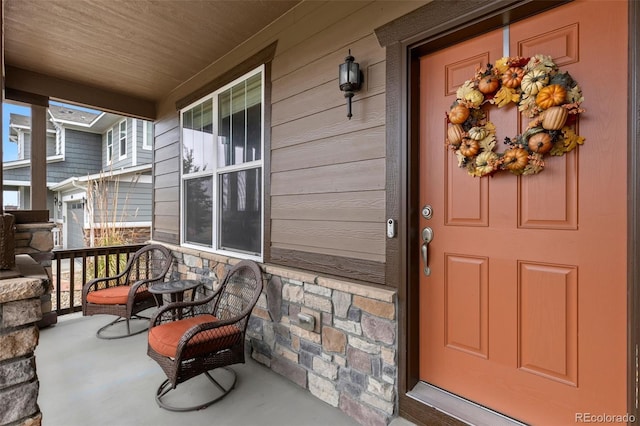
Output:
[[231, 82, 246, 165], [183, 108, 192, 129], [46, 135, 57, 156], [218, 90, 231, 166], [219, 168, 261, 254], [184, 177, 213, 246], [143, 121, 153, 148], [183, 99, 213, 174], [217, 73, 262, 167], [107, 130, 113, 162], [119, 121, 127, 156], [246, 73, 262, 162]]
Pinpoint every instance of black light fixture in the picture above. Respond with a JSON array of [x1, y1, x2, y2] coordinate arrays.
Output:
[[338, 50, 363, 120]]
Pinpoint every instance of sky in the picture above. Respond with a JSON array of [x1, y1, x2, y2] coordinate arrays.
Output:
[[3, 102, 30, 162]]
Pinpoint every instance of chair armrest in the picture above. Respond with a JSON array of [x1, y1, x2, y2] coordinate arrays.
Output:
[[149, 287, 223, 327], [174, 314, 248, 361], [149, 300, 197, 326], [83, 266, 154, 300], [82, 272, 126, 296]]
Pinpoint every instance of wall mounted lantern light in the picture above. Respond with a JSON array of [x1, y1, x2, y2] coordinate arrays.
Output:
[[338, 50, 363, 120]]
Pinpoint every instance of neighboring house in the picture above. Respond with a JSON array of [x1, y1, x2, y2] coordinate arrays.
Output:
[[2, 1, 638, 426], [2, 104, 153, 248]]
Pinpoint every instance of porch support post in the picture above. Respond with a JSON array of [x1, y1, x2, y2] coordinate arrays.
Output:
[[30, 105, 47, 210], [1, 101, 3, 215], [1, 2, 4, 214]]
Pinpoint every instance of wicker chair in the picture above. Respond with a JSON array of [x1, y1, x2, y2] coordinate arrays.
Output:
[[82, 244, 173, 339], [147, 259, 263, 412]]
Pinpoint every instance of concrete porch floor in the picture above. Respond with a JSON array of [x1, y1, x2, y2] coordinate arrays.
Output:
[[36, 311, 414, 426]]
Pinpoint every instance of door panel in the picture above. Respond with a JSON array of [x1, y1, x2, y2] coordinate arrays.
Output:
[[445, 254, 489, 359], [417, 1, 628, 424], [518, 262, 578, 386]]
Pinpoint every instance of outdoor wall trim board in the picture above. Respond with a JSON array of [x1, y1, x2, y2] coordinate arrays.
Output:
[[628, 0, 640, 418], [156, 240, 392, 299], [151, 231, 178, 246], [270, 247, 385, 286], [263, 61, 273, 263]]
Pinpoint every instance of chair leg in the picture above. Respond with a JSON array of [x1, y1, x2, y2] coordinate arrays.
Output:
[[206, 371, 229, 393], [96, 315, 150, 340], [155, 367, 237, 412]]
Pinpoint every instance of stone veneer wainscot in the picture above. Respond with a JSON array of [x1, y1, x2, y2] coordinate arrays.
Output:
[[159, 243, 398, 426]]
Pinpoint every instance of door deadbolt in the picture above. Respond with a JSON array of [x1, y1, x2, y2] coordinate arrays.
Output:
[[422, 205, 433, 219]]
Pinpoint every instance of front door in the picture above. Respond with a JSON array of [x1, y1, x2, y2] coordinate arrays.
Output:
[[418, 1, 628, 424]]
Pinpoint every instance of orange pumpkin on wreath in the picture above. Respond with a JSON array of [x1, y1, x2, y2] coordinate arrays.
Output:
[[502, 148, 529, 171]]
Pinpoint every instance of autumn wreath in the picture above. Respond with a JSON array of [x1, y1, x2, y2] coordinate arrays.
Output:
[[446, 54, 585, 177]]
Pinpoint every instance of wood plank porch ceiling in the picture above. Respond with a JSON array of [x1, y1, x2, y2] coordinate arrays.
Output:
[[2, 0, 300, 118]]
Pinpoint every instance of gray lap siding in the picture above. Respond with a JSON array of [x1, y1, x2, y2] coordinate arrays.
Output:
[[4, 129, 102, 183]]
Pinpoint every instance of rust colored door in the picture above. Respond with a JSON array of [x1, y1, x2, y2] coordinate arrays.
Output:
[[418, 1, 628, 424]]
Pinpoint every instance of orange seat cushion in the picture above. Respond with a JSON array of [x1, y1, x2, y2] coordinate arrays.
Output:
[[86, 286, 150, 305], [148, 314, 242, 358]]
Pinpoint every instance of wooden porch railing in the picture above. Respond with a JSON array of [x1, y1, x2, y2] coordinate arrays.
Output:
[[51, 244, 146, 315]]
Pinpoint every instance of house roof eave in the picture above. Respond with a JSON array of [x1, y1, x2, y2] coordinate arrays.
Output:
[[49, 164, 152, 192]]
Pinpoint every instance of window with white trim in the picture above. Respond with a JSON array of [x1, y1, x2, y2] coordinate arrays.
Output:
[[106, 129, 113, 163], [55, 125, 64, 155], [181, 66, 263, 258], [142, 120, 153, 150], [118, 120, 127, 159]]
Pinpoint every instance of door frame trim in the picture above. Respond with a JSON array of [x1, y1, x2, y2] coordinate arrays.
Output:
[[375, 0, 639, 423], [627, 0, 639, 418]]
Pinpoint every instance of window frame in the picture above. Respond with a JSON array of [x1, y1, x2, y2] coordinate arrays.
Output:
[[55, 125, 64, 156], [142, 120, 153, 150], [118, 119, 127, 160], [106, 129, 113, 164], [179, 65, 265, 262]]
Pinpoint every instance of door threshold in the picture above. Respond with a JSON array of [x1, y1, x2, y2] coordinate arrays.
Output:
[[407, 382, 528, 426]]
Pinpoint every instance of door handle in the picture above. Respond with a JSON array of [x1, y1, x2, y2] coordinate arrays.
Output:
[[421, 227, 433, 276]]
